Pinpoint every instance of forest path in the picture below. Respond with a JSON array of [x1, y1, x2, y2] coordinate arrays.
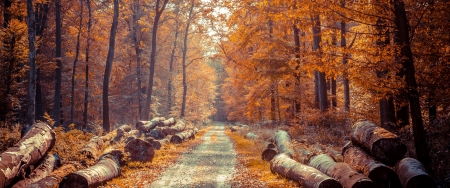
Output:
[[148, 122, 236, 188]]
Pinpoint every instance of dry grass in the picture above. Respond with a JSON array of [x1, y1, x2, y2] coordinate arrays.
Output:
[[225, 128, 300, 188], [104, 126, 213, 187], [0, 123, 21, 153]]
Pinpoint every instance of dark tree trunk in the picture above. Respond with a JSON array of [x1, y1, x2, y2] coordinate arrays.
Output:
[[3, 0, 11, 27], [83, 0, 92, 130], [71, 0, 83, 124], [395, 158, 437, 188], [11, 153, 60, 188], [393, 0, 431, 171], [308, 154, 376, 188], [351, 121, 406, 165], [35, 2, 50, 121], [379, 96, 397, 131], [270, 153, 342, 188], [293, 25, 301, 113], [168, 19, 179, 115], [54, 0, 62, 127], [26, 0, 37, 125], [428, 94, 436, 122], [270, 83, 276, 120], [144, 0, 169, 120], [59, 155, 120, 188], [181, 0, 194, 118], [102, 0, 119, 132], [132, 0, 142, 119], [340, 1, 350, 111], [312, 14, 327, 111], [0, 123, 56, 187], [274, 130, 294, 158]]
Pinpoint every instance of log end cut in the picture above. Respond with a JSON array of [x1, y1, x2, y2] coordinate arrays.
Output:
[[262, 148, 278, 161], [396, 158, 437, 188], [59, 173, 89, 188], [124, 139, 154, 162], [317, 179, 343, 188]]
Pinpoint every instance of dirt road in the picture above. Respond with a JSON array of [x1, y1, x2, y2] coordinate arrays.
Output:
[[148, 122, 236, 188]]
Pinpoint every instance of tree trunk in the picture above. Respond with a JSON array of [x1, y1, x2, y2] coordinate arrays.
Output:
[[59, 155, 120, 188], [270, 153, 342, 188], [11, 154, 60, 188], [0, 123, 56, 187], [151, 138, 169, 150], [340, 2, 350, 111], [350, 121, 406, 165], [53, 0, 63, 127], [132, 0, 142, 119], [78, 136, 104, 159], [394, 1, 431, 168], [26, 0, 37, 125], [84, 0, 92, 130], [124, 139, 154, 162], [312, 14, 328, 111], [293, 24, 301, 113], [100, 147, 125, 166], [168, 18, 179, 115], [149, 119, 186, 139], [181, 0, 195, 118], [170, 129, 196, 144], [308, 154, 376, 188], [144, 0, 169, 120], [101, 124, 132, 143], [262, 148, 277, 161], [136, 117, 165, 132], [158, 117, 176, 127], [124, 130, 141, 143], [102, 0, 119, 132], [342, 142, 402, 188], [28, 164, 78, 188], [71, 0, 83, 124], [395, 158, 437, 188], [274, 130, 294, 158]]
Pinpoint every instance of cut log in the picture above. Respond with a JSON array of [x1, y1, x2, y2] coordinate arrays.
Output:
[[265, 142, 276, 149], [136, 120, 160, 133], [230, 126, 239, 132], [351, 121, 406, 165], [28, 164, 78, 188], [170, 129, 196, 144], [158, 117, 176, 127], [101, 124, 132, 144], [395, 158, 437, 188], [149, 119, 186, 139], [0, 123, 56, 188], [245, 132, 257, 139], [270, 153, 342, 188], [124, 130, 141, 143], [124, 139, 154, 162], [59, 155, 120, 188], [100, 147, 125, 166], [11, 153, 60, 188], [152, 139, 169, 150], [262, 148, 278, 161], [78, 136, 104, 159], [342, 143, 402, 188], [308, 154, 376, 188], [274, 130, 294, 158]]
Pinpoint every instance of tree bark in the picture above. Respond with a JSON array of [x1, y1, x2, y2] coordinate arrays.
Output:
[[312, 14, 328, 111], [395, 158, 437, 188], [274, 130, 294, 158], [151, 138, 169, 150], [262, 148, 277, 161], [100, 147, 125, 166], [70, 0, 83, 124], [393, 0, 431, 170], [59, 154, 120, 188], [144, 0, 169, 120], [293, 24, 301, 113], [84, 0, 92, 130], [149, 119, 186, 139], [11, 154, 60, 188], [124, 139, 154, 162], [101, 124, 132, 143], [136, 117, 165, 132], [340, 7, 350, 111], [181, 0, 195, 118], [0, 123, 56, 187], [78, 136, 104, 159], [158, 117, 176, 127], [308, 154, 376, 188], [103, 0, 119, 132], [350, 121, 406, 165], [132, 0, 142, 119], [270, 153, 342, 188], [28, 164, 78, 188], [168, 17, 179, 115], [342, 142, 402, 188], [26, 0, 37, 125], [170, 129, 196, 144]]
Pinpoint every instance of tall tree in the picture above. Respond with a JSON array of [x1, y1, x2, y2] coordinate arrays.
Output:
[[70, 0, 83, 124], [340, 0, 350, 111], [143, 0, 169, 120], [132, 0, 142, 119], [168, 17, 179, 115], [35, 2, 50, 121], [102, 0, 119, 132], [180, 0, 195, 117], [312, 14, 327, 111], [53, 0, 62, 126], [26, 0, 36, 125], [84, 0, 92, 129]]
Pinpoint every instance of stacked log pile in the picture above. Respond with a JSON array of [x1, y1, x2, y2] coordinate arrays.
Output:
[[261, 120, 437, 188]]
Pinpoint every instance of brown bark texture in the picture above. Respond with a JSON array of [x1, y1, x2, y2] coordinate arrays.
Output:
[[11, 153, 60, 188], [270, 153, 342, 188], [395, 158, 437, 188], [152, 138, 169, 150], [59, 154, 120, 188], [262, 148, 278, 161], [342, 142, 402, 188], [351, 121, 406, 165], [0, 123, 56, 187], [149, 119, 186, 139], [308, 154, 376, 188], [101, 125, 132, 146], [275, 130, 294, 158], [136, 120, 160, 133], [124, 130, 142, 143], [78, 136, 104, 159], [124, 139, 154, 162], [170, 129, 196, 144], [28, 164, 77, 188], [158, 117, 176, 127], [100, 147, 125, 166]]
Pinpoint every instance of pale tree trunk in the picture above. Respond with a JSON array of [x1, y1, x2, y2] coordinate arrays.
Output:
[[71, 0, 83, 124], [340, 1, 350, 111], [83, 0, 92, 130], [132, 0, 142, 119], [180, 0, 194, 118], [54, 0, 62, 127], [26, 0, 37, 125], [144, 0, 169, 120], [103, 0, 119, 132], [168, 20, 179, 115]]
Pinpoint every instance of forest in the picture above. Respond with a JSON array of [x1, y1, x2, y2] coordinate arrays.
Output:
[[0, 0, 449, 187]]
